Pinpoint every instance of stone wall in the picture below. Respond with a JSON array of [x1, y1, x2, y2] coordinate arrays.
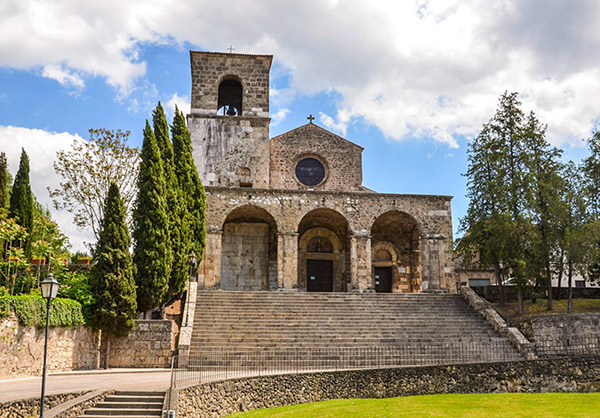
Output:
[[0, 392, 87, 418], [108, 320, 175, 368], [517, 314, 600, 357], [472, 286, 600, 302], [270, 123, 365, 192], [0, 315, 100, 379], [177, 357, 600, 417]]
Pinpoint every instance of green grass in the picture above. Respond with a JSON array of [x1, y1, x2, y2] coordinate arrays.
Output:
[[496, 298, 600, 319], [230, 393, 600, 418]]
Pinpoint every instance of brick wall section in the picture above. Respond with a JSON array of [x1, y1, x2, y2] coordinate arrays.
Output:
[[270, 124, 365, 192], [109, 320, 175, 368], [0, 315, 100, 379], [177, 357, 600, 417], [189, 51, 272, 115]]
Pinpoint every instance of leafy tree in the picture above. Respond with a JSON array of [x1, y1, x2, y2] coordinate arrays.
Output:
[[522, 112, 564, 311], [153, 103, 188, 302], [133, 121, 170, 315], [49, 129, 140, 243], [89, 182, 137, 368], [8, 149, 34, 257], [0, 152, 8, 211], [0, 217, 28, 294], [172, 107, 206, 260]]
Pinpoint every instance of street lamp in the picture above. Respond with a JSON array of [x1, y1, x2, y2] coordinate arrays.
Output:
[[39, 273, 59, 418], [188, 251, 197, 282]]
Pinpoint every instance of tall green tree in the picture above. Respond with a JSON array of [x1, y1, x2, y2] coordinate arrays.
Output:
[[0, 152, 8, 211], [49, 129, 140, 242], [172, 107, 206, 260], [89, 182, 137, 368], [581, 131, 600, 284], [133, 121, 170, 315], [153, 103, 188, 302], [522, 112, 564, 311], [8, 149, 34, 257]]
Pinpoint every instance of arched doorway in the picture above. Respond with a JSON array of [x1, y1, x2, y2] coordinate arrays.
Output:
[[371, 212, 422, 293], [298, 209, 349, 292], [221, 205, 277, 290]]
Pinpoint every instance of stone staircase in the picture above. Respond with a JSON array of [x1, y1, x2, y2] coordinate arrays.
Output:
[[79, 391, 164, 418], [189, 291, 523, 364]]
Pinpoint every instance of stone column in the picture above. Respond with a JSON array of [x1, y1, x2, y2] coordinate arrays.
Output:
[[350, 232, 372, 291], [277, 232, 298, 290], [198, 228, 222, 288], [421, 235, 446, 291]]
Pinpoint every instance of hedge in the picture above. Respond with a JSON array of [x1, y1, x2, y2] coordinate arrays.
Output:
[[0, 295, 84, 327]]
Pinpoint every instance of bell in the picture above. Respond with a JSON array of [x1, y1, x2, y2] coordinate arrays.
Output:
[[226, 105, 237, 116]]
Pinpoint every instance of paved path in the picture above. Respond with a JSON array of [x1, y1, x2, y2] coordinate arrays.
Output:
[[0, 369, 171, 402]]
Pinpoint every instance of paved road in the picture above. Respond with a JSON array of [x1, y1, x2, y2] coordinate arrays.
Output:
[[0, 369, 171, 402]]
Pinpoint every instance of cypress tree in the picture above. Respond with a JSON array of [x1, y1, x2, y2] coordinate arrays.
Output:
[[89, 182, 137, 368], [172, 107, 206, 260], [8, 149, 34, 256], [133, 121, 170, 314], [153, 102, 188, 300], [0, 152, 8, 211]]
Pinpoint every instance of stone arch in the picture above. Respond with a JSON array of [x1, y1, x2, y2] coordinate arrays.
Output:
[[297, 209, 349, 292], [371, 211, 422, 293], [221, 205, 278, 290], [217, 75, 243, 116]]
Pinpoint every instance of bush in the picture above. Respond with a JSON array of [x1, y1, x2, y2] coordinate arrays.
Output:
[[57, 272, 95, 323], [0, 294, 84, 327]]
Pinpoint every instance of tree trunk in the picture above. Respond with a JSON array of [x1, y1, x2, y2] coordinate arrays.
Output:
[[104, 332, 111, 370], [567, 260, 573, 315], [556, 248, 564, 301], [546, 257, 553, 311], [518, 285, 524, 314], [495, 263, 505, 307]]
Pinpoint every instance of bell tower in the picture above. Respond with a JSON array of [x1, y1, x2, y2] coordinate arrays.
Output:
[[187, 51, 273, 188]]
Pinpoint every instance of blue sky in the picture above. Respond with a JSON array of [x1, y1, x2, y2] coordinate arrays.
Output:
[[1, 1, 598, 251]]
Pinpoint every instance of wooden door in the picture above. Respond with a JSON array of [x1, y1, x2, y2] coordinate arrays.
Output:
[[307, 260, 333, 292], [374, 267, 392, 293]]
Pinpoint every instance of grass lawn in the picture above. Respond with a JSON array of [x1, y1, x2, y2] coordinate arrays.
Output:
[[230, 393, 600, 418], [495, 298, 600, 319]]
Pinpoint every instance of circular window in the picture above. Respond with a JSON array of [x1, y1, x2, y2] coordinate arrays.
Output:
[[295, 158, 325, 186]]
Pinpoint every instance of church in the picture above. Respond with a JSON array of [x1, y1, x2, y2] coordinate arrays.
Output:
[[189, 51, 455, 293]]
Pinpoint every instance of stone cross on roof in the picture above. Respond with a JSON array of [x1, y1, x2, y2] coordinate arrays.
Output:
[[227, 45, 235, 53], [307, 114, 315, 123]]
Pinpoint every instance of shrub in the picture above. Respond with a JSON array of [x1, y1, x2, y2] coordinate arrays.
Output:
[[0, 294, 84, 327]]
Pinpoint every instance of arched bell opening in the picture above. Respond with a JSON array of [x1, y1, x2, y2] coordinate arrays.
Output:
[[371, 211, 422, 293], [297, 208, 349, 292], [221, 205, 278, 290], [217, 77, 243, 116]]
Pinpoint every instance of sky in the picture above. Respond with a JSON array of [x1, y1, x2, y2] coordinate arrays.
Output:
[[1, 0, 599, 252]]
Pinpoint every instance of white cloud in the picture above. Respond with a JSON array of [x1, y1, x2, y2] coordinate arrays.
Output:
[[165, 93, 191, 119], [41, 64, 85, 89], [0, 126, 94, 252], [2, 0, 600, 146], [270, 108, 290, 126]]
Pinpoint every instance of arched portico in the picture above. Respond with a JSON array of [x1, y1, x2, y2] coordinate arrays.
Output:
[[220, 205, 278, 290], [297, 209, 349, 292], [371, 211, 422, 293]]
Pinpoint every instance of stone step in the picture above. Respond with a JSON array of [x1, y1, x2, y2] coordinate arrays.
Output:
[[78, 392, 164, 418]]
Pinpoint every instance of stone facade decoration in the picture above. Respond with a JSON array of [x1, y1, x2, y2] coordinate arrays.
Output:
[[189, 50, 455, 293]]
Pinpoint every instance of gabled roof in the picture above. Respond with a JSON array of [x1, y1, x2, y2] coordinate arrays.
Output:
[[271, 122, 364, 151]]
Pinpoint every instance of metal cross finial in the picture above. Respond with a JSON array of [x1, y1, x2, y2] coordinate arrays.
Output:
[[307, 114, 315, 123], [227, 45, 235, 53]]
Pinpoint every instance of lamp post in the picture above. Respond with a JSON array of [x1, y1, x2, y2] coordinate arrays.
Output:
[[39, 273, 59, 418], [188, 251, 197, 282]]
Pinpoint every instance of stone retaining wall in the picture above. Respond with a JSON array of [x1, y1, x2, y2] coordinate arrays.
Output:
[[108, 320, 175, 368], [0, 392, 86, 418], [517, 314, 600, 357], [177, 357, 600, 417], [472, 286, 600, 302], [0, 317, 175, 378], [0, 315, 100, 379]]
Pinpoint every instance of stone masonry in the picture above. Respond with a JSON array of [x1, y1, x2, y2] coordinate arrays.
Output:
[[189, 50, 455, 293]]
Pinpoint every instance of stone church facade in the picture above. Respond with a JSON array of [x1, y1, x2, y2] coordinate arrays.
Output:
[[189, 51, 455, 293]]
